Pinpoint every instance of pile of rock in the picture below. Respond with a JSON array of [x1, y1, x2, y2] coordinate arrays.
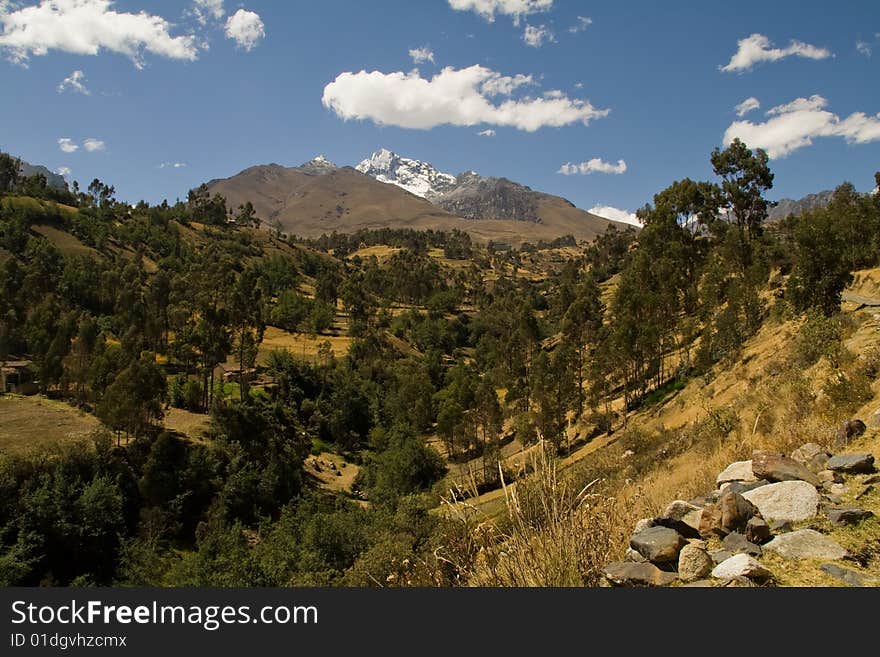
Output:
[[603, 438, 877, 587]]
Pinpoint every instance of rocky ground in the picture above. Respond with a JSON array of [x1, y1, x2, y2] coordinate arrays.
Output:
[[603, 420, 879, 587]]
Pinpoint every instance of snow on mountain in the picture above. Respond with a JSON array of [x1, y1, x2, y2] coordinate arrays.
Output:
[[299, 154, 338, 174], [356, 148, 459, 200]]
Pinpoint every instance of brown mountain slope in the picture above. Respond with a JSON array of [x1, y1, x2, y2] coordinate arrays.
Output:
[[206, 164, 623, 245]]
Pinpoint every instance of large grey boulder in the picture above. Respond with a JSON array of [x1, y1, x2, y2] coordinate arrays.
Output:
[[678, 544, 713, 583], [711, 554, 771, 581], [764, 529, 848, 561], [826, 453, 875, 474], [716, 461, 756, 486], [630, 526, 686, 564], [742, 480, 820, 522], [751, 451, 821, 486], [603, 562, 678, 587], [825, 506, 873, 526]]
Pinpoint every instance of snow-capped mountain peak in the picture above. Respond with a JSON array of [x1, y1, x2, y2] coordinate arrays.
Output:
[[355, 148, 459, 200], [299, 154, 337, 174]]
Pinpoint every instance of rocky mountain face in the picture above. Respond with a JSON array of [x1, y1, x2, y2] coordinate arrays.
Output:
[[436, 172, 544, 223], [356, 148, 592, 226], [18, 159, 67, 190], [603, 421, 878, 587], [767, 190, 835, 222]]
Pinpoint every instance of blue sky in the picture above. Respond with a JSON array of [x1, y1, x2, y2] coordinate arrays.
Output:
[[1, 0, 878, 224]]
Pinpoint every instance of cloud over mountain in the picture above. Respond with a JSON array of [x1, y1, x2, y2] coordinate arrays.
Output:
[[322, 65, 608, 132]]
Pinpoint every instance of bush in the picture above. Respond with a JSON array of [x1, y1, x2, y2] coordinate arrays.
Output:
[[793, 313, 848, 368]]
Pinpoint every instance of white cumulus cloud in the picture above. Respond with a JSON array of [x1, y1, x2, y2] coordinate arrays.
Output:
[[409, 46, 435, 64], [191, 0, 224, 25], [159, 162, 187, 169], [477, 129, 496, 137], [735, 97, 760, 117], [720, 33, 832, 73], [57, 69, 90, 94], [0, 0, 200, 68], [83, 138, 105, 152], [523, 24, 554, 48], [857, 41, 872, 57], [589, 205, 641, 227], [448, 0, 553, 24], [723, 94, 880, 158], [225, 9, 264, 51], [558, 158, 627, 175], [568, 16, 592, 34], [55, 166, 72, 178], [322, 65, 608, 132], [58, 138, 78, 153]]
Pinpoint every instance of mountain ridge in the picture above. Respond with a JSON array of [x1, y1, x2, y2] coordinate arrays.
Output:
[[205, 150, 626, 245]]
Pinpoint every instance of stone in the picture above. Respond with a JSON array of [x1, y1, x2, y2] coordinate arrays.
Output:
[[688, 495, 715, 507], [722, 532, 763, 557], [745, 517, 772, 544], [709, 550, 734, 564], [633, 518, 655, 535], [625, 548, 648, 563], [791, 442, 827, 464], [678, 545, 714, 583], [698, 505, 724, 538], [764, 529, 848, 561], [818, 470, 843, 484], [711, 554, 771, 581], [716, 461, 756, 486], [663, 500, 703, 521], [686, 539, 707, 549], [719, 491, 759, 532], [834, 419, 867, 448], [603, 562, 678, 587], [742, 480, 820, 523], [722, 480, 771, 495], [820, 563, 869, 587], [855, 485, 874, 500], [630, 526, 687, 564], [699, 490, 760, 538], [720, 576, 758, 587], [827, 453, 876, 474], [682, 510, 703, 533], [823, 482, 848, 496], [769, 520, 792, 533], [751, 451, 821, 486], [862, 474, 880, 485], [653, 516, 702, 540], [682, 580, 716, 587], [825, 506, 874, 526]]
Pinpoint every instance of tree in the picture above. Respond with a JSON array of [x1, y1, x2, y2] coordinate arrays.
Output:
[[711, 139, 773, 241], [561, 273, 604, 418], [0, 151, 21, 193], [97, 354, 167, 441], [786, 207, 853, 316], [235, 202, 259, 228]]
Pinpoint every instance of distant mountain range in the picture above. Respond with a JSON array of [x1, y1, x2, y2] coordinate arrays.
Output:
[[767, 190, 835, 222], [206, 149, 624, 245], [17, 159, 68, 190]]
